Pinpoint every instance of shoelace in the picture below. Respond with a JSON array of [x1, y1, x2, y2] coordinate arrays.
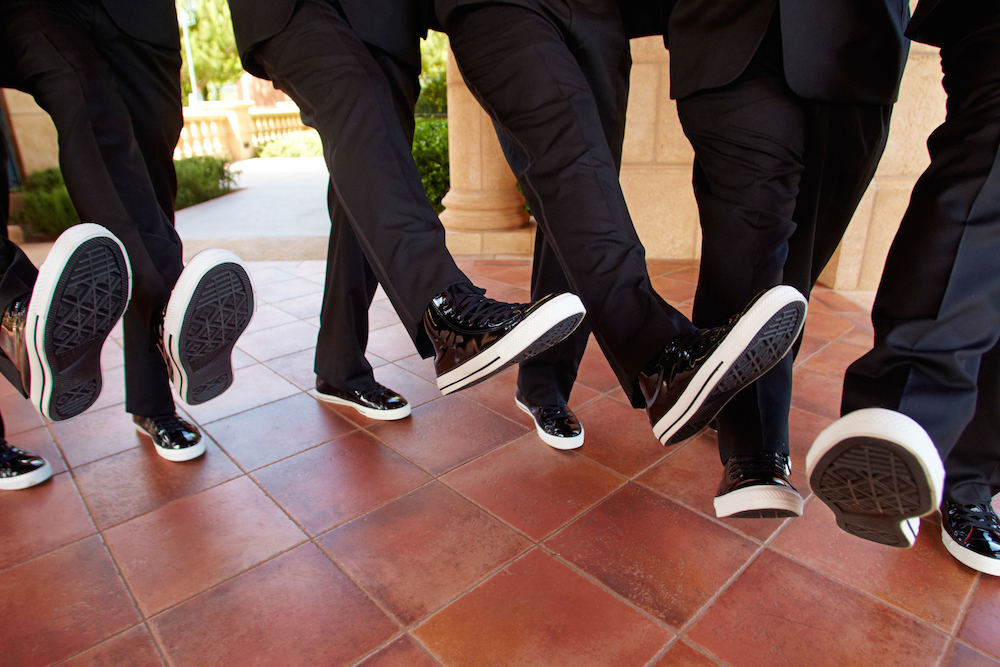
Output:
[[947, 504, 1000, 533], [536, 406, 576, 428], [150, 414, 193, 435], [656, 317, 736, 372], [446, 284, 522, 327], [357, 383, 393, 401], [727, 453, 791, 477], [0, 444, 21, 465]]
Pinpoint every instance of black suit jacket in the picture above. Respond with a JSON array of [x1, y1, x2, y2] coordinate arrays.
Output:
[[228, 0, 427, 79], [100, 0, 180, 49], [432, 0, 663, 38], [666, 0, 910, 104]]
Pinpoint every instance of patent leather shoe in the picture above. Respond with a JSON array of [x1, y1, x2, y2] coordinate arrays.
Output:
[[514, 390, 584, 450], [807, 408, 944, 548], [639, 285, 806, 445], [423, 283, 585, 395], [0, 224, 130, 421], [0, 439, 52, 490], [714, 452, 802, 518], [316, 379, 411, 420], [941, 502, 1000, 576], [134, 413, 205, 462], [162, 249, 255, 406]]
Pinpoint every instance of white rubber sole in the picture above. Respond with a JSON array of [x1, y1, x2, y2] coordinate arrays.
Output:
[[515, 397, 584, 450], [0, 459, 53, 490], [26, 223, 131, 421], [317, 393, 412, 420], [714, 485, 804, 518], [437, 293, 586, 395], [942, 524, 1000, 577], [164, 249, 255, 405], [652, 285, 807, 444], [806, 408, 944, 548], [134, 423, 207, 462]]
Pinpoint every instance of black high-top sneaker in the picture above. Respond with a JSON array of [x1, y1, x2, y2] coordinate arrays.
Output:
[[941, 502, 1000, 576], [639, 285, 807, 445], [162, 249, 255, 405], [0, 223, 131, 421], [423, 284, 585, 395], [0, 439, 52, 490], [714, 452, 803, 518]]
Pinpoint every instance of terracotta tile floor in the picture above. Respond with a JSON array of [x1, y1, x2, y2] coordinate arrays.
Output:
[[2, 258, 999, 667]]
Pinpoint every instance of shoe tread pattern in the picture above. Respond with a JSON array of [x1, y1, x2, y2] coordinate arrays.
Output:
[[814, 437, 929, 547], [178, 264, 253, 404], [45, 238, 129, 420], [668, 302, 804, 444]]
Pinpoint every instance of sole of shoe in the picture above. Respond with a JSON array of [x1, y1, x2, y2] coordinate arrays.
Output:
[[134, 423, 207, 462], [164, 249, 255, 406], [806, 408, 944, 548], [317, 392, 412, 420], [714, 485, 803, 518], [437, 293, 586, 395], [515, 397, 585, 450], [941, 524, 1000, 576], [0, 459, 53, 490], [653, 285, 806, 445], [26, 223, 131, 422]]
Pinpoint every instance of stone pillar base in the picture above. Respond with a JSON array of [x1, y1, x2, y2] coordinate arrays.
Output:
[[444, 223, 536, 256]]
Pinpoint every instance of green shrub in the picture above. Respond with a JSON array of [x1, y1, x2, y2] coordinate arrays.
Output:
[[413, 117, 449, 212], [415, 73, 447, 116], [258, 131, 324, 158], [174, 156, 238, 210]]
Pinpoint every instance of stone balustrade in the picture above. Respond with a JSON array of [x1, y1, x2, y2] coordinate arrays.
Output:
[[173, 101, 310, 162]]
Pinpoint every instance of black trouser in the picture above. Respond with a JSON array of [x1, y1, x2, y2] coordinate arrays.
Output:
[[313, 43, 420, 391], [843, 11, 1000, 505], [1, 0, 184, 418], [677, 19, 890, 463], [445, 0, 694, 407], [253, 0, 467, 358]]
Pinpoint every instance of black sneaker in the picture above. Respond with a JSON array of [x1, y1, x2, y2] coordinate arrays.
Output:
[[0, 439, 52, 490], [639, 285, 806, 445], [1, 223, 131, 421], [514, 389, 584, 450], [163, 249, 254, 405], [316, 379, 411, 420], [807, 408, 944, 548], [941, 502, 1000, 576], [134, 413, 205, 462], [423, 284, 585, 395], [714, 452, 803, 518]]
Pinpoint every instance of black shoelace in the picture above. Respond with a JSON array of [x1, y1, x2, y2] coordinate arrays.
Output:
[[726, 452, 791, 477], [948, 504, 1000, 532], [446, 284, 521, 327], [151, 414, 193, 435]]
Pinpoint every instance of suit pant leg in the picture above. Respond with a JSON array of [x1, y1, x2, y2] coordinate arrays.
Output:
[[843, 14, 1000, 487], [677, 75, 805, 462], [447, 2, 695, 406], [314, 44, 421, 390], [252, 0, 467, 356]]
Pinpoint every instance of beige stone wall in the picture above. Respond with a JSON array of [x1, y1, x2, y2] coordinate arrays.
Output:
[[3, 89, 60, 175], [622, 35, 948, 290]]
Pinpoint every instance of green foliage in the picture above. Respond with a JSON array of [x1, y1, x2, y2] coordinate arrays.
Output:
[[174, 156, 238, 210], [176, 0, 242, 101], [413, 117, 449, 212], [10, 169, 80, 241], [415, 73, 447, 116], [417, 31, 448, 116], [258, 131, 324, 158]]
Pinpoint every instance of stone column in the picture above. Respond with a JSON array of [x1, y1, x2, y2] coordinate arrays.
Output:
[[440, 47, 534, 255]]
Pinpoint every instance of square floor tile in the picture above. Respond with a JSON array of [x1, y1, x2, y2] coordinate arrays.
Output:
[[236, 320, 319, 362], [271, 290, 323, 320], [547, 484, 759, 628], [241, 302, 299, 335], [367, 324, 419, 362], [319, 482, 530, 625], [49, 404, 140, 468], [687, 549, 948, 666], [573, 340, 621, 394], [0, 472, 95, 570], [800, 341, 868, 378], [412, 549, 672, 666], [150, 544, 397, 667], [959, 575, 1000, 659], [650, 275, 698, 304], [772, 497, 978, 631], [790, 366, 844, 420], [637, 434, 796, 543], [255, 276, 324, 304], [803, 310, 855, 342], [787, 407, 834, 469], [574, 396, 667, 477], [105, 476, 305, 615], [253, 431, 430, 535], [205, 393, 356, 470], [263, 348, 319, 391], [443, 435, 624, 540], [73, 437, 242, 529], [356, 635, 439, 667], [180, 364, 300, 424], [652, 640, 720, 666], [60, 625, 163, 667], [6, 425, 67, 475], [0, 390, 45, 436], [947, 643, 1000, 667], [393, 353, 438, 383], [2, 536, 141, 667], [368, 395, 527, 475]]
